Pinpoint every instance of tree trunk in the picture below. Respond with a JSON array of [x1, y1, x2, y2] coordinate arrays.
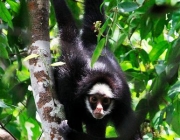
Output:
[[27, 0, 65, 139]]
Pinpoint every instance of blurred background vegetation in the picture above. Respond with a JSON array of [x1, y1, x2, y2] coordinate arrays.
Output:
[[0, 0, 180, 139]]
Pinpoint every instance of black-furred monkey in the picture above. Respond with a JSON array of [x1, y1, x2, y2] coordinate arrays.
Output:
[[52, 0, 142, 139]]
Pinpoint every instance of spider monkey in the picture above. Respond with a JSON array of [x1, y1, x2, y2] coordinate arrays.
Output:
[[52, 0, 142, 139]]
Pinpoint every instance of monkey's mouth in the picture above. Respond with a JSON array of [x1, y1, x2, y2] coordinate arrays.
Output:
[[94, 113, 104, 119]]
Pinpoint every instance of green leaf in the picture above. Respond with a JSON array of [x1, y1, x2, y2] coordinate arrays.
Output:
[[0, 100, 10, 108], [167, 38, 180, 64], [9, 82, 28, 105], [150, 73, 169, 100], [16, 66, 30, 82], [0, 35, 9, 59], [136, 0, 155, 14], [128, 13, 141, 28], [27, 95, 36, 118], [143, 133, 153, 140], [1, 64, 18, 87], [23, 54, 39, 61], [51, 62, 66, 66], [97, 17, 110, 42], [118, 2, 139, 12], [165, 39, 180, 83], [152, 17, 166, 37], [171, 100, 180, 135], [149, 41, 169, 62], [112, 32, 127, 52], [6, 0, 20, 13], [0, 43, 9, 59], [155, 64, 165, 75], [136, 0, 145, 5], [91, 38, 106, 67], [168, 81, 180, 98], [117, 33, 126, 46], [0, 1, 13, 28], [0, 67, 4, 75], [139, 49, 150, 64], [6, 122, 21, 139], [0, 34, 9, 46], [152, 110, 164, 126], [106, 126, 117, 137], [134, 80, 146, 95], [129, 50, 139, 68], [50, 3, 56, 29], [166, 105, 174, 125], [140, 17, 152, 39], [27, 118, 41, 139], [126, 71, 148, 82]]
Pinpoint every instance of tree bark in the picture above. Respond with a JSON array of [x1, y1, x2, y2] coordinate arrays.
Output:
[[0, 128, 15, 140], [27, 0, 65, 139]]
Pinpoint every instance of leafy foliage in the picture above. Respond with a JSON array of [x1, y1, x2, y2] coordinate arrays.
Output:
[[0, 0, 180, 139]]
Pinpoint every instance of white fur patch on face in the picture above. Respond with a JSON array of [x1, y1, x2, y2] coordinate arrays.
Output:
[[88, 83, 114, 98], [85, 97, 93, 114]]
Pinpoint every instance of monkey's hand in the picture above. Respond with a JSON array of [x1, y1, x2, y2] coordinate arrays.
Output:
[[59, 120, 72, 139]]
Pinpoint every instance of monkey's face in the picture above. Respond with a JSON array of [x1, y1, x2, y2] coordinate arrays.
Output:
[[85, 83, 114, 119], [88, 94, 114, 119]]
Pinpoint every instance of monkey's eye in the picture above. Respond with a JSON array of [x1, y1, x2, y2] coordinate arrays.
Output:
[[102, 98, 111, 105], [89, 96, 98, 103]]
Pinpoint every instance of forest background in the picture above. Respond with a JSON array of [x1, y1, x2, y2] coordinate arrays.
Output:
[[0, 0, 180, 139]]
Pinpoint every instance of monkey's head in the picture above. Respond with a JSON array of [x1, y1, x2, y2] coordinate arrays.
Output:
[[85, 83, 114, 119]]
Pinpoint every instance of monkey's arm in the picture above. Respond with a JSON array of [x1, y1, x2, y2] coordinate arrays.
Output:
[[51, 0, 79, 43], [59, 120, 142, 140], [59, 120, 113, 140]]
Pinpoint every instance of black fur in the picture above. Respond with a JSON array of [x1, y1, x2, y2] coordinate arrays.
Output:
[[52, 0, 142, 139]]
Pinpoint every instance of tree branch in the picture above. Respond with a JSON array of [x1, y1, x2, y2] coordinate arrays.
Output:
[[27, 0, 65, 139]]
